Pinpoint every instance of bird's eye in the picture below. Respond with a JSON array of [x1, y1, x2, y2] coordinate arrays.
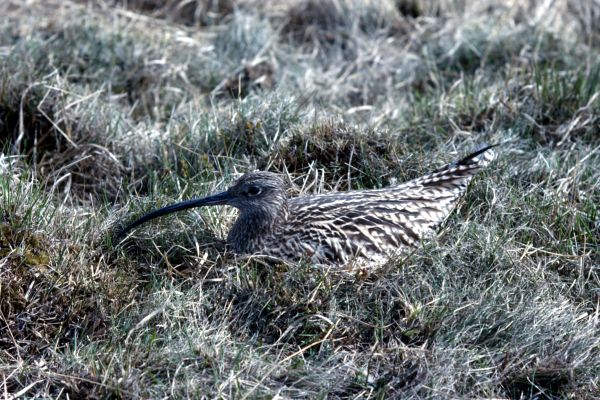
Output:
[[247, 186, 261, 196]]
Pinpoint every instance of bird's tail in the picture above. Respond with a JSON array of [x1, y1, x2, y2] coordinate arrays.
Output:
[[380, 143, 499, 245], [432, 143, 498, 173], [402, 143, 498, 195], [451, 143, 498, 168]]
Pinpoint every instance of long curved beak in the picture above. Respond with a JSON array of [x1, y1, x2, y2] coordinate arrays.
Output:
[[116, 191, 232, 240]]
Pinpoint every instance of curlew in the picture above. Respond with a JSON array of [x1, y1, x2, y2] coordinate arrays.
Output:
[[117, 144, 497, 264]]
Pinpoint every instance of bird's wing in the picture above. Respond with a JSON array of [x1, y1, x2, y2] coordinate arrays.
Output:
[[287, 145, 497, 260]]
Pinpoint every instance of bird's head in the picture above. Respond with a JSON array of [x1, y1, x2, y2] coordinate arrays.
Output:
[[225, 171, 287, 211], [116, 171, 287, 240]]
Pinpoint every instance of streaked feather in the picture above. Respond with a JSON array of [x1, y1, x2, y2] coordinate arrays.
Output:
[[118, 144, 498, 264]]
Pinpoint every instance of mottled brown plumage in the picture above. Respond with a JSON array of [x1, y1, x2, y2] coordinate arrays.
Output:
[[117, 145, 497, 264]]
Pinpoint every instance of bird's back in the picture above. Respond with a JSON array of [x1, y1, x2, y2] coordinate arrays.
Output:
[[264, 145, 497, 264]]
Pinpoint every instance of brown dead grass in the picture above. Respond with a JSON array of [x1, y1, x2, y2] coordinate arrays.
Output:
[[0, 83, 126, 201], [267, 120, 408, 190], [98, 0, 236, 26]]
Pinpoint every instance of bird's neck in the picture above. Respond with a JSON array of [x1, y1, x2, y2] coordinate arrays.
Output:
[[227, 201, 289, 254]]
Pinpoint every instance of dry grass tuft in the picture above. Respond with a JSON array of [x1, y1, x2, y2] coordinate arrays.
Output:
[[269, 119, 407, 190], [220, 59, 276, 98], [282, 0, 351, 44], [281, 0, 408, 46], [0, 83, 125, 200], [568, 0, 600, 47], [104, 0, 237, 26]]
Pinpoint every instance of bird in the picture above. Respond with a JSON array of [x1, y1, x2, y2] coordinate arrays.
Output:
[[117, 144, 498, 264]]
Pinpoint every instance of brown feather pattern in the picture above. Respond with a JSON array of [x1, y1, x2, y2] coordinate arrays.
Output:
[[118, 145, 497, 264]]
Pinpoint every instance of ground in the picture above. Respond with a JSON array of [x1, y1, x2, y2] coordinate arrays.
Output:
[[0, 0, 599, 398]]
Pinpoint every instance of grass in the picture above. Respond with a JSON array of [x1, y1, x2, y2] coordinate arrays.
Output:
[[1, 0, 599, 398]]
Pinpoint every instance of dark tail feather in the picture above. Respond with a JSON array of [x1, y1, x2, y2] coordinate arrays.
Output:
[[454, 143, 499, 167], [430, 143, 499, 174]]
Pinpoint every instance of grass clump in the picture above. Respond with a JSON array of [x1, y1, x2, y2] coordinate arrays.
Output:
[[0, 170, 140, 398], [0, 76, 128, 200], [114, 0, 236, 26], [1, 0, 599, 398], [270, 119, 407, 190]]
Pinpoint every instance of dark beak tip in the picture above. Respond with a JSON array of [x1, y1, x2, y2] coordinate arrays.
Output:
[[111, 225, 131, 244]]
